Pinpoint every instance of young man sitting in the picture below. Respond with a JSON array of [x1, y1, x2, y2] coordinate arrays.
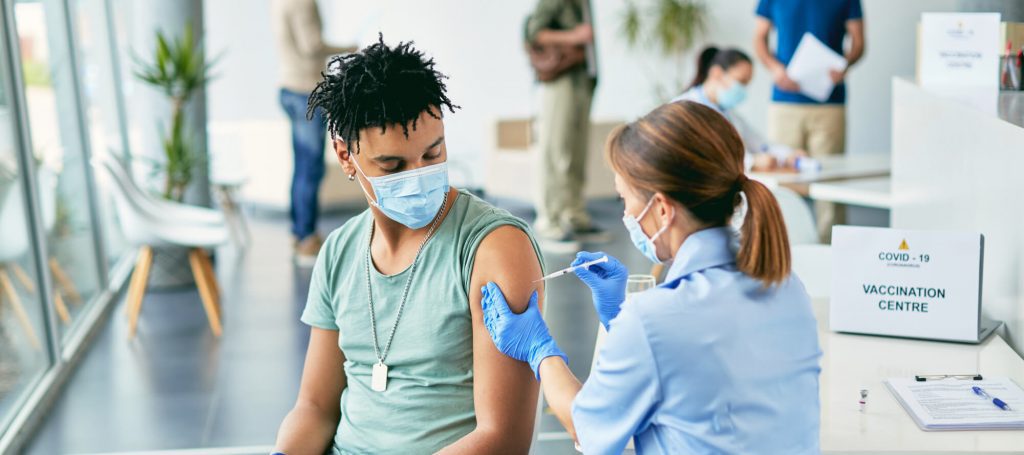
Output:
[[273, 36, 545, 454]]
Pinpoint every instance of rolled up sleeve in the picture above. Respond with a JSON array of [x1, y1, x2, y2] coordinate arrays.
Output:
[[572, 308, 661, 455]]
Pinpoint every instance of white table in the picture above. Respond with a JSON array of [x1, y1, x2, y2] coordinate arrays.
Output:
[[814, 298, 1024, 453], [750, 154, 891, 195], [808, 176, 893, 209]]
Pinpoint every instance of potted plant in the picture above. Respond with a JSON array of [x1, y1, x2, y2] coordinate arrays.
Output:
[[134, 23, 216, 202], [621, 0, 709, 100], [132, 24, 217, 289]]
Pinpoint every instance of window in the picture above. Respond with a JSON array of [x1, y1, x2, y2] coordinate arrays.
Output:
[[13, 0, 104, 339], [69, 0, 128, 269], [0, 18, 51, 435]]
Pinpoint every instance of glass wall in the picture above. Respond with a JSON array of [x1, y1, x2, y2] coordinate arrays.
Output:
[[13, 0, 103, 339], [0, 0, 132, 445], [0, 7, 52, 435], [68, 0, 127, 270]]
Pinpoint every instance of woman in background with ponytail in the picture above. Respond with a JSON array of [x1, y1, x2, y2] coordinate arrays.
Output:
[[674, 46, 811, 172], [480, 101, 822, 454]]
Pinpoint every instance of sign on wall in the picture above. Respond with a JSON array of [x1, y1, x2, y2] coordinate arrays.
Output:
[[919, 13, 1001, 113], [919, 12, 1001, 89], [830, 226, 986, 342]]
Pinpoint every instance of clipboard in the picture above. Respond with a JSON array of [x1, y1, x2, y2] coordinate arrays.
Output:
[[886, 376, 1024, 430]]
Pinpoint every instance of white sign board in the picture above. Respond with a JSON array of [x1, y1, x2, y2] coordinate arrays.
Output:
[[919, 13, 1001, 112], [830, 226, 984, 342], [920, 13, 1001, 88]]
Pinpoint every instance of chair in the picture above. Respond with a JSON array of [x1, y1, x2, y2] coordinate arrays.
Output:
[[209, 145, 251, 249], [92, 155, 229, 338], [771, 185, 819, 245], [97, 153, 224, 226], [0, 177, 42, 350], [36, 167, 81, 325], [792, 244, 831, 299]]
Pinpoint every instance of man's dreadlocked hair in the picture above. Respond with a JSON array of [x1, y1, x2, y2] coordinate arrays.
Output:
[[307, 34, 459, 153]]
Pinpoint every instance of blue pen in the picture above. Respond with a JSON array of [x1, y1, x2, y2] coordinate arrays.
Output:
[[972, 386, 1013, 411]]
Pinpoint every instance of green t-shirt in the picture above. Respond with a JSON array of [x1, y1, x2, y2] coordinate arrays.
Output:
[[301, 189, 543, 454]]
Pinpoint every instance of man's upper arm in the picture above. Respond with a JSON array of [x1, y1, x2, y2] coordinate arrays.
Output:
[[297, 328, 346, 414], [753, 16, 773, 40], [466, 225, 543, 445], [846, 18, 865, 44], [526, 0, 563, 43]]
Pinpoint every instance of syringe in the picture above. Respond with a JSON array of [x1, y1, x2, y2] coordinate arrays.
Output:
[[532, 255, 609, 282]]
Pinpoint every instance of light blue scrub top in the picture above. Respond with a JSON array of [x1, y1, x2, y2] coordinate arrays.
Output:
[[672, 86, 728, 117], [572, 227, 822, 454]]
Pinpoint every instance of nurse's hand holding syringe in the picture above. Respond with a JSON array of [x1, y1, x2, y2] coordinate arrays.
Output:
[[536, 252, 629, 329]]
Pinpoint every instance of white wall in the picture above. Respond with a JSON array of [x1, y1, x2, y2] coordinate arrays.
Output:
[[892, 79, 1024, 354], [206, 0, 965, 201]]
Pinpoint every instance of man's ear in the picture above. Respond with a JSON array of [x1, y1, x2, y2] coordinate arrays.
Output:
[[335, 139, 355, 176]]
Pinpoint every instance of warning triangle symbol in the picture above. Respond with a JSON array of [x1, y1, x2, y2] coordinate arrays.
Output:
[[898, 239, 910, 251]]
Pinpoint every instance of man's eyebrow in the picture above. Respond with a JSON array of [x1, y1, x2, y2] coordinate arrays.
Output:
[[424, 136, 444, 152], [370, 137, 444, 162]]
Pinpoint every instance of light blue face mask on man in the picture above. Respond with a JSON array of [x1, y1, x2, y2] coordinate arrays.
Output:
[[353, 159, 450, 229], [717, 78, 748, 111], [622, 197, 674, 264]]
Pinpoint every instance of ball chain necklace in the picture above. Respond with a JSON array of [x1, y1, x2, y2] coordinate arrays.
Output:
[[364, 190, 450, 392]]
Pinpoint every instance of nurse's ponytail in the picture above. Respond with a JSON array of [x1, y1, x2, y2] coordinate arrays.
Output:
[[736, 176, 791, 286], [606, 101, 791, 287]]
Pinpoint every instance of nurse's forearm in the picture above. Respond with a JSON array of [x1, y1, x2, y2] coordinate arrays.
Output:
[[539, 356, 583, 441]]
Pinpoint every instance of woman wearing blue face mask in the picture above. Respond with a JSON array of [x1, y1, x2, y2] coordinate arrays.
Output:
[[672, 47, 808, 172], [481, 102, 822, 454]]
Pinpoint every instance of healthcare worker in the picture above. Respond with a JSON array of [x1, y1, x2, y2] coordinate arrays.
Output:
[[672, 46, 810, 172], [481, 101, 822, 454]]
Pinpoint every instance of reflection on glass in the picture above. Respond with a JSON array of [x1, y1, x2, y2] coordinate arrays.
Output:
[[0, 35, 51, 436], [71, 0, 127, 269], [15, 0, 102, 339]]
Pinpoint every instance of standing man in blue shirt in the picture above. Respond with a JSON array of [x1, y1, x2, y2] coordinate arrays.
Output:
[[753, 0, 865, 243]]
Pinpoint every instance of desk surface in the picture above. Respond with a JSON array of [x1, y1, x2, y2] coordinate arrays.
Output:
[[814, 298, 1024, 453], [808, 176, 892, 209], [750, 154, 891, 189]]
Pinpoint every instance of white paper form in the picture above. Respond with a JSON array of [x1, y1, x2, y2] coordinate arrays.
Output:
[[886, 377, 1024, 430], [785, 32, 848, 102]]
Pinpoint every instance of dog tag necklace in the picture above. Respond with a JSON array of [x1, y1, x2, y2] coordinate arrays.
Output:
[[365, 191, 448, 392]]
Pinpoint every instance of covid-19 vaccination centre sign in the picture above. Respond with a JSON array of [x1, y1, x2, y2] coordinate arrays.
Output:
[[829, 226, 992, 343]]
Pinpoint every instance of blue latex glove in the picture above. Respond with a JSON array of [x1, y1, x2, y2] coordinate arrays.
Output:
[[481, 282, 567, 380], [572, 251, 628, 330]]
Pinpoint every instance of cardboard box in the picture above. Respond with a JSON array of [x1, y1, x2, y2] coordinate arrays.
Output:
[[1001, 21, 1024, 51]]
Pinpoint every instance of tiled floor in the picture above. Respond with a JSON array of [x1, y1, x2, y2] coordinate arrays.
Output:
[[24, 196, 648, 455]]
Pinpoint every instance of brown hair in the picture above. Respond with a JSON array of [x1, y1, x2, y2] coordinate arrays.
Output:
[[606, 101, 791, 286]]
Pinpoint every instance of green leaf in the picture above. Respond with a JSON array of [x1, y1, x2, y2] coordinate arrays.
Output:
[[621, 1, 641, 46], [133, 20, 222, 200], [619, 0, 707, 55]]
